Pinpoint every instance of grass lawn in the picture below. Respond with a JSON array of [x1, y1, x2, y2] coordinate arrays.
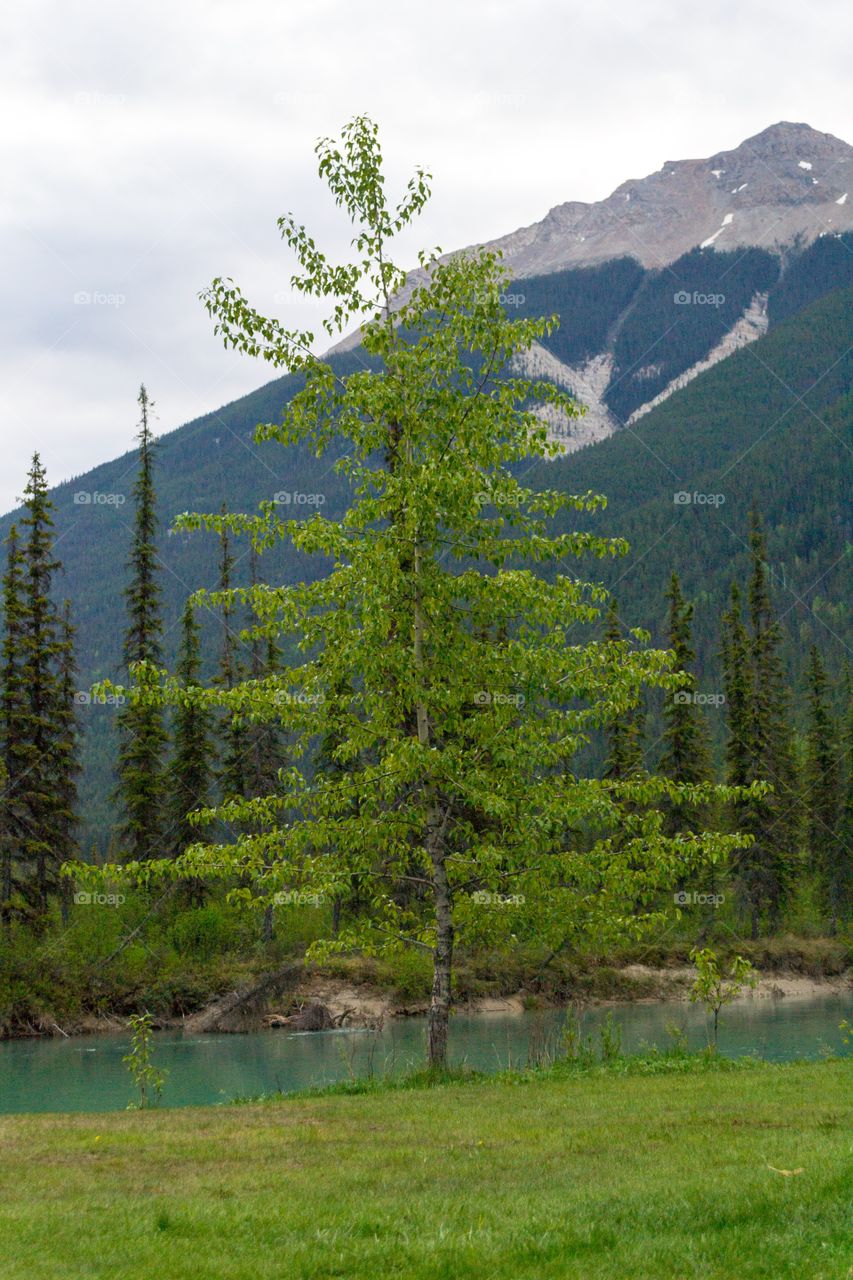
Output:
[[0, 1058, 851, 1279]]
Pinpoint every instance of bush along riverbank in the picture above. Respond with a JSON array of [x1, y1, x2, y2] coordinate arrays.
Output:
[[2, 890, 851, 1039]]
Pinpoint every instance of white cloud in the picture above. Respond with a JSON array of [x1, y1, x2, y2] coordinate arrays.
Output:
[[0, 0, 850, 511]]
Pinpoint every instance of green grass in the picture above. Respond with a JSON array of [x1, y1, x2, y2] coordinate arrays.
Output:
[[1, 1058, 851, 1278]]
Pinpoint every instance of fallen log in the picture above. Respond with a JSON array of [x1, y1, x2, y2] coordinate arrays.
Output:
[[184, 962, 302, 1034]]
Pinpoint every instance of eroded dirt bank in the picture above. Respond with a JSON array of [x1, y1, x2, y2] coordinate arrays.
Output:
[[13, 962, 851, 1039]]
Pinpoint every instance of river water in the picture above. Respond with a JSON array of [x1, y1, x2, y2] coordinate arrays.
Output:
[[1, 992, 850, 1114]]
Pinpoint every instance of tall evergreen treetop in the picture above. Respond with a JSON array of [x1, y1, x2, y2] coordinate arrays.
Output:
[[602, 598, 644, 781], [123, 384, 162, 667], [659, 572, 710, 836], [115, 386, 167, 860], [804, 646, 844, 929]]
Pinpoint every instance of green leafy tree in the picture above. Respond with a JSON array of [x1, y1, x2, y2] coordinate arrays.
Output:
[[91, 116, 754, 1069], [689, 947, 757, 1049], [116, 385, 167, 859], [123, 1011, 167, 1109], [804, 647, 844, 930]]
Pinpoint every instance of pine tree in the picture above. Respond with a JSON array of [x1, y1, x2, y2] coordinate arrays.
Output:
[[168, 600, 215, 857], [54, 600, 80, 921], [804, 646, 844, 930], [720, 516, 800, 938], [116, 385, 167, 859], [216, 510, 249, 802], [721, 580, 763, 936], [0, 526, 29, 922], [244, 547, 286, 802], [19, 455, 67, 913], [840, 664, 853, 923], [603, 599, 644, 780], [746, 511, 799, 927], [659, 572, 710, 836], [721, 583, 753, 790], [244, 548, 290, 939]]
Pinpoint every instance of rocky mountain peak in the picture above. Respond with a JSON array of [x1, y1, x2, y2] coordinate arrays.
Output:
[[484, 121, 853, 276]]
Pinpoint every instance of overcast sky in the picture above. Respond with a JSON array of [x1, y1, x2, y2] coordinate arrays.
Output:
[[0, 0, 850, 513]]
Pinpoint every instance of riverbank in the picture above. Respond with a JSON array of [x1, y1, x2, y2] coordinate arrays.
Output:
[[5, 947, 851, 1040], [1, 1056, 851, 1278]]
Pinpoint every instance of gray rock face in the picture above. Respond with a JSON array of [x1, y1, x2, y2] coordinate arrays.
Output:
[[476, 122, 853, 275], [330, 122, 852, 357]]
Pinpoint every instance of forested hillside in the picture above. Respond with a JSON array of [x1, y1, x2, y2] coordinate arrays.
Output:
[[538, 284, 852, 741], [1, 241, 850, 845]]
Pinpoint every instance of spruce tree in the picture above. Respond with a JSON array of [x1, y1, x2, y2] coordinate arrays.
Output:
[[720, 516, 800, 938], [216, 510, 249, 802], [0, 526, 29, 921], [168, 600, 215, 857], [116, 385, 167, 859], [54, 600, 80, 921], [804, 646, 844, 930], [602, 598, 644, 780], [721, 581, 762, 935], [746, 511, 799, 926], [659, 572, 710, 836], [244, 548, 290, 938], [840, 664, 853, 923], [19, 455, 66, 913]]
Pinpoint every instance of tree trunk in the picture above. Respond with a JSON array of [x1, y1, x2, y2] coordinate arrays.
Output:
[[428, 842, 453, 1070], [261, 903, 274, 944], [411, 530, 455, 1070]]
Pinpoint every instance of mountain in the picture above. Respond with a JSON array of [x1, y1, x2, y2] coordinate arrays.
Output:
[[446, 121, 853, 275], [335, 123, 853, 452], [1, 122, 851, 845], [537, 284, 852, 687]]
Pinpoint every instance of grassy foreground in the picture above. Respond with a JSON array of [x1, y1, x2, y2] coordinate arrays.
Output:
[[0, 1059, 851, 1279]]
